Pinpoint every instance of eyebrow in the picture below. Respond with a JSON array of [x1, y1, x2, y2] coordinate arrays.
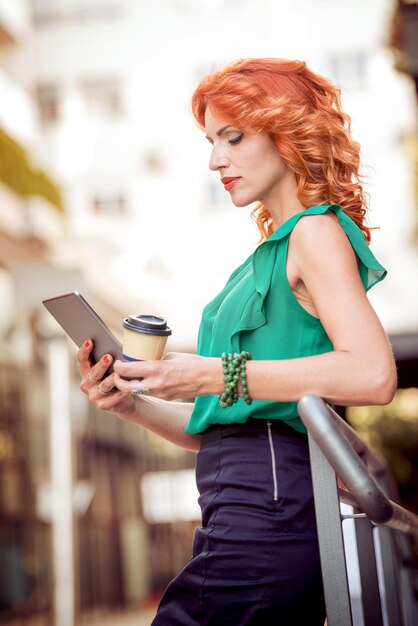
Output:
[[205, 124, 236, 142], [216, 124, 233, 136]]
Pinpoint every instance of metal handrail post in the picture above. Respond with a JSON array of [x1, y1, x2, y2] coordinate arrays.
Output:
[[307, 432, 353, 626], [298, 395, 418, 626], [298, 396, 418, 537], [353, 515, 384, 626], [377, 527, 404, 626]]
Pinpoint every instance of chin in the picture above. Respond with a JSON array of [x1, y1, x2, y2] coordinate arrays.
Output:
[[229, 194, 256, 208]]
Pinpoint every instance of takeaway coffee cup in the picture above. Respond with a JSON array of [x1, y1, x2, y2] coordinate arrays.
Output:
[[122, 314, 172, 361]]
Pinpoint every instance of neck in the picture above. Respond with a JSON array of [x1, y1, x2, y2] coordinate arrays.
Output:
[[264, 170, 305, 229]]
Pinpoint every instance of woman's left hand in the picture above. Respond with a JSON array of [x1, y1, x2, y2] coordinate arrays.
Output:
[[113, 352, 224, 401]]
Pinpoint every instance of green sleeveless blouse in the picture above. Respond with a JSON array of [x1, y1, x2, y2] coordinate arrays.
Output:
[[185, 204, 386, 435]]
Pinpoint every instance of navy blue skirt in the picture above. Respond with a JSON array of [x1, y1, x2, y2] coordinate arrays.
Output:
[[151, 419, 326, 626]]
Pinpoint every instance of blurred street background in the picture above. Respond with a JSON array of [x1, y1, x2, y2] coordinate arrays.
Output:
[[5, 606, 158, 626], [0, 1, 417, 625]]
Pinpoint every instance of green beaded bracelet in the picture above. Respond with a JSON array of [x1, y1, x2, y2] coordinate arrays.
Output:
[[219, 351, 252, 408]]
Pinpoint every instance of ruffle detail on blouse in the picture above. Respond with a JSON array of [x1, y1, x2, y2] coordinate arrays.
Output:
[[228, 241, 275, 345], [229, 204, 386, 347], [329, 206, 387, 290]]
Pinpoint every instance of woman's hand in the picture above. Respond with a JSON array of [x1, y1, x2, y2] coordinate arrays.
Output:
[[78, 339, 137, 420], [78, 341, 223, 413], [113, 352, 224, 401], [77, 340, 199, 450]]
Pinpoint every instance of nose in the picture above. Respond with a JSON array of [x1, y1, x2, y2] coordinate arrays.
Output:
[[209, 144, 230, 171]]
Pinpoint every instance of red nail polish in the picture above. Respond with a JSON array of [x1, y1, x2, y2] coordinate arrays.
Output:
[[104, 355, 110, 363], [84, 340, 90, 348]]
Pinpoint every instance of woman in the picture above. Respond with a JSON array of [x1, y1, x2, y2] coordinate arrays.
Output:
[[78, 58, 397, 625]]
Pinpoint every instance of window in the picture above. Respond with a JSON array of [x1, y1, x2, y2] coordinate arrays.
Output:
[[328, 54, 368, 91], [200, 178, 230, 214], [81, 78, 122, 118], [36, 84, 60, 124], [92, 194, 127, 216], [33, 0, 122, 24]]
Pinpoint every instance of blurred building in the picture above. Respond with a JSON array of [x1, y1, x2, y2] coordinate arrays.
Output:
[[0, 0, 417, 623], [0, 1, 198, 623], [391, 0, 418, 96], [0, 0, 62, 619], [384, 0, 418, 421], [28, 0, 418, 340]]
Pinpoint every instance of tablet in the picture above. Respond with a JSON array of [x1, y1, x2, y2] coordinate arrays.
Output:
[[42, 291, 123, 371]]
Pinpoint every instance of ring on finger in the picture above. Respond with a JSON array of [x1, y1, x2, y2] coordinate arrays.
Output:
[[87, 371, 100, 382], [132, 382, 150, 396], [98, 385, 112, 395]]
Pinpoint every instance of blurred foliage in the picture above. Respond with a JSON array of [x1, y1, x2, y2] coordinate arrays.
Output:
[[347, 389, 418, 514], [0, 127, 63, 211]]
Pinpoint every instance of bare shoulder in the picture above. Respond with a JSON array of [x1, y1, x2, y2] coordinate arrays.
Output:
[[289, 210, 356, 268], [286, 210, 367, 318], [292, 210, 344, 241]]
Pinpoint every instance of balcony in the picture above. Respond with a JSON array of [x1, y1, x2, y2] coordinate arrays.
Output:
[[0, 0, 30, 46], [391, 0, 418, 96], [0, 68, 38, 146]]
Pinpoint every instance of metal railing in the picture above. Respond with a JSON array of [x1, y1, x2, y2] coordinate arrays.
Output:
[[298, 395, 418, 626]]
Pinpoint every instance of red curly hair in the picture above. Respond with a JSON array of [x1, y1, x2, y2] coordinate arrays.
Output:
[[191, 58, 371, 243]]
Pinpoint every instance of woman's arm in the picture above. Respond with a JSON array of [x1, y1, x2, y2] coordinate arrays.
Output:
[[77, 342, 200, 451], [244, 213, 397, 406], [112, 214, 396, 408], [118, 395, 199, 451]]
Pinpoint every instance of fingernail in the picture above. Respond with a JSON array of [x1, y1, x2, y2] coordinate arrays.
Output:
[[84, 340, 90, 348], [104, 355, 110, 364]]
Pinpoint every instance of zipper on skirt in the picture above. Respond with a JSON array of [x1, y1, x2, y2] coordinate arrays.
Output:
[[267, 421, 278, 501]]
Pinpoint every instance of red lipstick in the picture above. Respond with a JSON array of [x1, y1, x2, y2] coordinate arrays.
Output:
[[221, 176, 240, 191]]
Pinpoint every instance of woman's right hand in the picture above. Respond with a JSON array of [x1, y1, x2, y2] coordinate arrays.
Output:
[[77, 339, 137, 420], [78, 339, 199, 451]]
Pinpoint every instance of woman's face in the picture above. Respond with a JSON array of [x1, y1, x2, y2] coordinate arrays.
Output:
[[204, 106, 291, 210]]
